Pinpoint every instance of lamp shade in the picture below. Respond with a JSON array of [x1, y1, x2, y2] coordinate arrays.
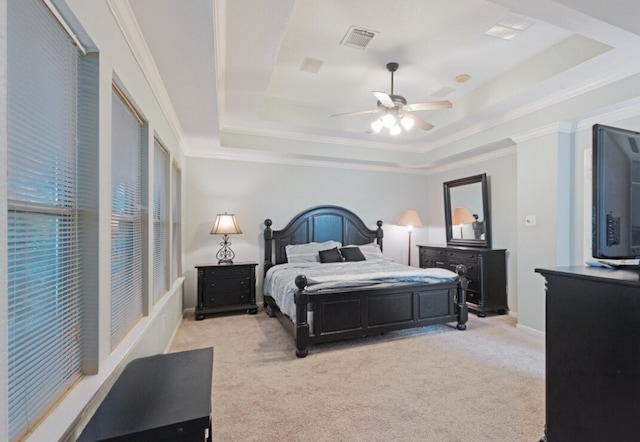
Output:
[[398, 209, 423, 228], [210, 213, 242, 235], [451, 207, 475, 225]]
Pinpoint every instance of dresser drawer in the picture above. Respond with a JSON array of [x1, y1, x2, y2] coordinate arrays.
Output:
[[447, 250, 479, 263], [466, 290, 480, 305], [420, 248, 447, 268]]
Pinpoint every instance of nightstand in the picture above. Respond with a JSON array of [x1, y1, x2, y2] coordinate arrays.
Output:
[[195, 262, 258, 320]]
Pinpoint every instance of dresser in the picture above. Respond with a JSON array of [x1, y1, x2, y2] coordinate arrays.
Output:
[[417, 245, 507, 316], [536, 266, 640, 442], [195, 262, 258, 320]]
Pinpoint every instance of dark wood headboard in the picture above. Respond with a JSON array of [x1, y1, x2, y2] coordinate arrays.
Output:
[[264, 205, 383, 273]]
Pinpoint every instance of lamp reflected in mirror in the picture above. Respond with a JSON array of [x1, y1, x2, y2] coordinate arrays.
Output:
[[451, 207, 474, 238]]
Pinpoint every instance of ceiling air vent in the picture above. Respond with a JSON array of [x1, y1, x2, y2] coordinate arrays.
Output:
[[484, 13, 534, 40], [340, 26, 377, 50], [299, 57, 324, 74]]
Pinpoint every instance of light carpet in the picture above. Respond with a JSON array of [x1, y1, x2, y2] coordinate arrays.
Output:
[[170, 308, 545, 442]]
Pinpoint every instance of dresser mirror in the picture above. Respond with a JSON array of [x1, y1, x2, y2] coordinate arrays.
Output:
[[443, 173, 491, 248]]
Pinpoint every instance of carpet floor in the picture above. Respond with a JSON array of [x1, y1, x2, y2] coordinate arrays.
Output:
[[170, 308, 545, 442]]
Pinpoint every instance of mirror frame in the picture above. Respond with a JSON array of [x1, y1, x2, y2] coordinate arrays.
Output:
[[443, 173, 491, 248]]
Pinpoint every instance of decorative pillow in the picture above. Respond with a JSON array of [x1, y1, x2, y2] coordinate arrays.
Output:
[[319, 247, 344, 263], [285, 241, 342, 263], [355, 242, 385, 261], [340, 247, 366, 262]]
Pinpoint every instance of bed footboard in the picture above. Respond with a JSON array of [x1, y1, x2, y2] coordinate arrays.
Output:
[[291, 266, 469, 358]]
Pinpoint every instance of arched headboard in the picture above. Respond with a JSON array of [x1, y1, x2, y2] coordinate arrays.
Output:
[[263, 205, 383, 273]]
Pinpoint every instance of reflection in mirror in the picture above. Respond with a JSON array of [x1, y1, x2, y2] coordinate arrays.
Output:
[[443, 174, 491, 248]]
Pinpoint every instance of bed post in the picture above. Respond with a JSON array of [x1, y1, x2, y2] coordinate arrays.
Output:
[[294, 275, 310, 358], [264, 219, 274, 274], [455, 264, 469, 330], [375, 220, 384, 250]]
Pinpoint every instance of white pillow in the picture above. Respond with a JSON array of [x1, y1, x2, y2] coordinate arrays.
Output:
[[345, 242, 385, 261], [285, 241, 342, 263]]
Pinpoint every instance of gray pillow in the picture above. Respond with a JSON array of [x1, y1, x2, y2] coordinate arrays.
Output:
[[319, 247, 343, 263], [340, 247, 366, 262]]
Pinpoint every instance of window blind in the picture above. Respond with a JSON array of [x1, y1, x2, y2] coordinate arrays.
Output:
[[153, 140, 169, 302], [111, 87, 144, 348], [7, 0, 83, 439], [171, 164, 182, 281]]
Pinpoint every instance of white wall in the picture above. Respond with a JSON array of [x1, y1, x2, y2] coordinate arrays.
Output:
[[184, 157, 433, 306]]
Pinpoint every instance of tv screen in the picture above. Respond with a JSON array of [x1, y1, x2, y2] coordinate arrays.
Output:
[[592, 124, 640, 260]]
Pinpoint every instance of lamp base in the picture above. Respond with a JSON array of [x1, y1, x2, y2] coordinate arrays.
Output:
[[216, 234, 236, 264]]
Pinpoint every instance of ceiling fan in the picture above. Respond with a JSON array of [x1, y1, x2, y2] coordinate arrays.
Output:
[[331, 62, 452, 135]]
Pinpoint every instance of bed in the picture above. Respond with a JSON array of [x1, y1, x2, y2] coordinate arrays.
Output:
[[263, 205, 469, 357]]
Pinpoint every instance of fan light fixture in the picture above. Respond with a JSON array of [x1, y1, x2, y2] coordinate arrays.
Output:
[[400, 115, 414, 130], [382, 113, 396, 128], [370, 118, 383, 133], [331, 62, 452, 136]]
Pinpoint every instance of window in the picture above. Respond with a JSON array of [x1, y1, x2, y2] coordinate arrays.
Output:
[[153, 139, 170, 302], [110, 85, 146, 348], [6, 0, 97, 439], [171, 163, 182, 281]]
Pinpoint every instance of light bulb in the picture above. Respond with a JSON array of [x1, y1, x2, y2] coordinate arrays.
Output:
[[370, 118, 383, 133], [382, 113, 396, 128], [400, 115, 414, 130], [390, 124, 401, 136]]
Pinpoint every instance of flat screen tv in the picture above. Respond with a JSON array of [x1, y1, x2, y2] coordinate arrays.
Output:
[[592, 124, 640, 260]]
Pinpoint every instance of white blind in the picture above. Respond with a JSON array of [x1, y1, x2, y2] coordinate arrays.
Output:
[[171, 163, 182, 281], [7, 0, 83, 439], [111, 87, 144, 348], [153, 140, 169, 302]]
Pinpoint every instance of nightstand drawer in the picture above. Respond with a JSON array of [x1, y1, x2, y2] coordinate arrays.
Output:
[[204, 291, 249, 307], [203, 277, 251, 294], [202, 265, 251, 279]]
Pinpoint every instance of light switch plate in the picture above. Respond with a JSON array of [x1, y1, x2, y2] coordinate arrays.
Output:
[[525, 215, 536, 226]]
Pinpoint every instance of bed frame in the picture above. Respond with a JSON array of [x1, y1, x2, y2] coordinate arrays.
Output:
[[263, 205, 468, 357]]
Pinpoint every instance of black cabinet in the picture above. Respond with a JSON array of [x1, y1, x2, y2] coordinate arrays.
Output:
[[536, 266, 640, 442], [78, 348, 213, 441], [418, 245, 508, 316], [195, 262, 257, 320]]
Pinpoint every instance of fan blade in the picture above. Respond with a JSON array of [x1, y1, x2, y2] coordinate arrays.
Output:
[[331, 109, 379, 117], [406, 100, 453, 111], [372, 91, 395, 108], [409, 114, 434, 131]]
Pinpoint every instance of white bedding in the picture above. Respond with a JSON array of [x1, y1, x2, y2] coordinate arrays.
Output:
[[263, 260, 458, 322]]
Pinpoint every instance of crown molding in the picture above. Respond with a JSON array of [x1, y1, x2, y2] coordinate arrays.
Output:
[[106, 0, 186, 150], [419, 63, 640, 153]]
